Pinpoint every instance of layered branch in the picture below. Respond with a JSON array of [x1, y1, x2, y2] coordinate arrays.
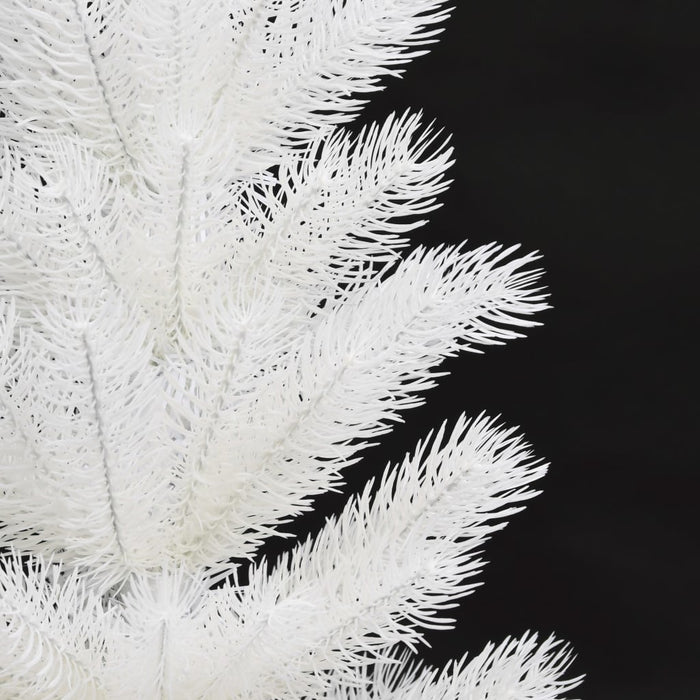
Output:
[[172, 244, 547, 566], [215, 0, 452, 156], [100, 568, 216, 699], [201, 415, 547, 697], [1, 2, 454, 344], [161, 112, 454, 553], [0, 552, 109, 699], [0, 140, 149, 318], [226, 112, 453, 318], [0, 0, 140, 173], [0, 3, 578, 697], [326, 634, 583, 699], [163, 284, 295, 548], [0, 295, 173, 585]]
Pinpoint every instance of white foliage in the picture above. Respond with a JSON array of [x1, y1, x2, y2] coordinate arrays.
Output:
[[0, 1, 582, 698], [199, 416, 548, 697], [0, 294, 174, 586], [0, 552, 110, 699], [326, 634, 582, 699]]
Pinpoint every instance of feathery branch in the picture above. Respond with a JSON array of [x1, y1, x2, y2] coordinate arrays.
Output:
[[203, 415, 547, 696]]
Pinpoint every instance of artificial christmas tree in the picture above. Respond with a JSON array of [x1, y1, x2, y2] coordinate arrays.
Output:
[[0, 1, 582, 697]]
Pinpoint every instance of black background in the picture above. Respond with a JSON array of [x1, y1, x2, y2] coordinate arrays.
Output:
[[275, 2, 699, 698]]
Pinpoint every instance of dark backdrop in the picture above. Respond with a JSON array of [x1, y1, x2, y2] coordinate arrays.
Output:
[[275, 2, 698, 699]]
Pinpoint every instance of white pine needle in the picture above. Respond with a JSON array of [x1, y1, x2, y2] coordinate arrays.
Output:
[[200, 416, 548, 697], [326, 633, 583, 699], [0, 1, 582, 697]]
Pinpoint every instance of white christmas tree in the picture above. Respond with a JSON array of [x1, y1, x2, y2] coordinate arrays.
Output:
[[0, 1, 583, 698]]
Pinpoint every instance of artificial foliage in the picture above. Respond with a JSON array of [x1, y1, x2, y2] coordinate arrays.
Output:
[[0, 1, 582, 698]]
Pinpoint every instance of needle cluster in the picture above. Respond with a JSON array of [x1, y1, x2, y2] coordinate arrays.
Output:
[[0, 1, 581, 698]]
